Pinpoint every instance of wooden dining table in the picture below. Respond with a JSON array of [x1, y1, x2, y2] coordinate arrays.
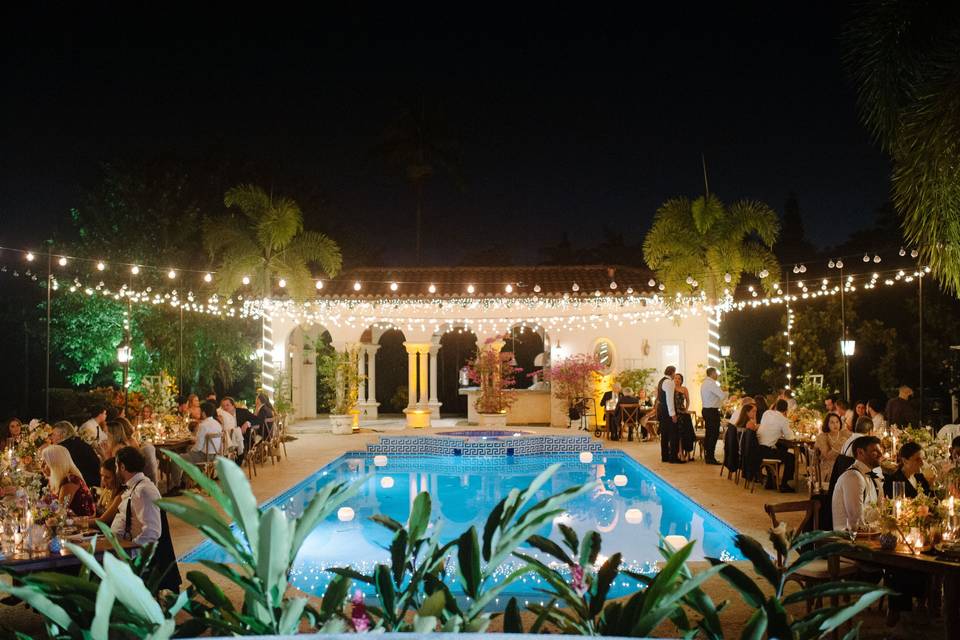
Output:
[[779, 436, 815, 486], [841, 540, 960, 640], [1, 537, 139, 574]]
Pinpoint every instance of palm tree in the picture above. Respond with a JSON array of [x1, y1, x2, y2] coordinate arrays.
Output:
[[844, 1, 960, 294], [204, 184, 342, 300], [373, 102, 463, 264], [642, 195, 780, 303]]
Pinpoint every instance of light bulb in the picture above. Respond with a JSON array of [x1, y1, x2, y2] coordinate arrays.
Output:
[[863, 253, 870, 263], [873, 255, 881, 263], [242, 275, 250, 285], [353, 281, 362, 291], [899, 247, 906, 257], [685, 275, 693, 284], [204, 273, 213, 283], [658, 283, 665, 290], [648, 278, 657, 287], [131, 265, 140, 275], [626, 287, 634, 294], [57, 256, 67, 266], [278, 278, 286, 288], [724, 273, 732, 283], [504, 283, 513, 293], [828, 260, 835, 268], [792, 265, 799, 274], [836, 260, 843, 268], [533, 284, 541, 293], [911, 249, 919, 258], [96, 261, 105, 271], [25, 252, 34, 261], [571, 282, 580, 291], [609, 281, 617, 289], [467, 284, 475, 294], [428, 283, 436, 293], [315, 280, 323, 290], [167, 269, 176, 279], [390, 281, 399, 291]]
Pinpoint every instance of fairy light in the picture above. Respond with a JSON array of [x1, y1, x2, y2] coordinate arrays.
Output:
[[278, 278, 287, 288], [96, 261, 106, 271], [25, 252, 34, 262], [428, 283, 437, 293], [390, 282, 399, 291], [204, 273, 213, 283], [131, 265, 140, 275], [57, 256, 67, 266], [504, 283, 513, 293], [353, 281, 362, 291], [315, 280, 324, 290], [467, 284, 475, 294], [242, 275, 250, 285]]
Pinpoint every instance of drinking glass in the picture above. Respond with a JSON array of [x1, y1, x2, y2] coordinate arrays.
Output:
[[892, 481, 906, 502]]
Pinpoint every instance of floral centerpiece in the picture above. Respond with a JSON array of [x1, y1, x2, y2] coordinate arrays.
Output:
[[542, 354, 602, 420], [787, 407, 822, 439], [888, 425, 951, 487], [140, 370, 179, 418], [879, 488, 949, 551], [465, 336, 522, 426], [15, 419, 51, 466]]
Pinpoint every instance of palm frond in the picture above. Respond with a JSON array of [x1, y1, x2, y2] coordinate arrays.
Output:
[[255, 196, 303, 252], [224, 184, 272, 222], [203, 215, 254, 259], [281, 230, 343, 278], [270, 253, 315, 301]]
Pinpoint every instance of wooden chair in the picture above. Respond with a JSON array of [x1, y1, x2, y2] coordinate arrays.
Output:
[[721, 424, 741, 481], [764, 500, 858, 613], [201, 432, 222, 479], [618, 404, 641, 441], [749, 458, 784, 493]]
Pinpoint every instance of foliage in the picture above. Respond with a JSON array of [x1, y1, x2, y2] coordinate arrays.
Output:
[[719, 358, 745, 395], [792, 374, 835, 411], [0, 524, 187, 640], [845, 2, 960, 295], [204, 184, 342, 300], [318, 346, 363, 415], [643, 194, 780, 303], [49, 294, 125, 386], [272, 367, 294, 416], [390, 385, 409, 413], [614, 367, 657, 397], [544, 354, 602, 406], [139, 371, 179, 417], [712, 526, 890, 640], [465, 337, 522, 413], [158, 451, 361, 635]]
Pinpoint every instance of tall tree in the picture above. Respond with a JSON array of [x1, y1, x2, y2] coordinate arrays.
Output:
[[642, 195, 780, 303], [204, 184, 343, 300], [373, 103, 463, 264], [845, 1, 960, 294]]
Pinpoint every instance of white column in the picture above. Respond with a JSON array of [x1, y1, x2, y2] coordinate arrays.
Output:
[[359, 344, 380, 419], [418, 345, 429, 409], [403, 342, 431, 428], [404, 343, 418, 409], [428, 344, 442, 418], [357, 347, 367, 403]]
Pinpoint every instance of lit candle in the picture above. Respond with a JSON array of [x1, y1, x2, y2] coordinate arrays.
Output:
[[895, 499, 902, 520], [949, 496, 956, 517]]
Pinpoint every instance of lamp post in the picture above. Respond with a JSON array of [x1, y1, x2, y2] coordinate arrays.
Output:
[[719, 345, 731, 383], [841, 339, 856, 402]]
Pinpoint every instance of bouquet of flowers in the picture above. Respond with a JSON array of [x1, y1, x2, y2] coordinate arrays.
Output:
[[788, 407, 822, 438], [893, 425, 951, 486], [141, 371, 179, 417], [15, 419, 51, 465], [0, 448, 44, 504], [36, 494, 68, 529]]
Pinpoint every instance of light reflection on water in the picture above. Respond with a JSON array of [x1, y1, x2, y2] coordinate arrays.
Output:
[[183, 452, 743, 599]]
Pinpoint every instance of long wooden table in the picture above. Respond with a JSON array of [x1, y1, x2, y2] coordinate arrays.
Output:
[[841, 540, 960, 640], [1, 537, 139, 573]]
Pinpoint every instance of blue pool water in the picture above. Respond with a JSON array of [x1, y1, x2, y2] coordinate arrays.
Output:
[[183, 450, 743, 601]]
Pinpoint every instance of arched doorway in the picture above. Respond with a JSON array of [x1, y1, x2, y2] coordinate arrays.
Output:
[[504, 324, 547, 389], [375, 328, 408, 414], [438, 327, 478, 416]]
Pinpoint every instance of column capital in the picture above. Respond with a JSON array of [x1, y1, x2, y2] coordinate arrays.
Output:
[[403, 341, 432, 354], [364, 343, 381, 355]]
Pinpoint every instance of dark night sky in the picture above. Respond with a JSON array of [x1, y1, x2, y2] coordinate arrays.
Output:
[[1, 3, 890, 266]]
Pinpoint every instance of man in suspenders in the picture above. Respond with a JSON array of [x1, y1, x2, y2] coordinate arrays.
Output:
[[831, 436, 884, 531]]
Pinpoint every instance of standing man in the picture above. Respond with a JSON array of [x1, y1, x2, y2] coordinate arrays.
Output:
[[885, 386, 918, 427], [600, 383, 623, 440], [657, 366, 680, 463], [700, 367, 727, 465]]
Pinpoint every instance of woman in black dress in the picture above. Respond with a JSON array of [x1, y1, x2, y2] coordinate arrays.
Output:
[[675, 373, 696, 461]]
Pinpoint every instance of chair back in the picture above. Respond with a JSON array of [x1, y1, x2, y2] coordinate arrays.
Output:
[[763, 499, 821, 566], [820, 454, 854, 531], [619, 404, 641, 426], [722, 424, 740, 472], [739, 428, 762, 480], [203, 432, 222, 457]]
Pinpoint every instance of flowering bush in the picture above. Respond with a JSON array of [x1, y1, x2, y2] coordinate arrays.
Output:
[[465, 336, 522, 413], [543, 354, 602, 407]]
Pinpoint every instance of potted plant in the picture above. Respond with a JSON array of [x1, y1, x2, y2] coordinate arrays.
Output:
[[543, 353, 602, 419], [465, 337, 520, 428], [318, 345, 363, 435]]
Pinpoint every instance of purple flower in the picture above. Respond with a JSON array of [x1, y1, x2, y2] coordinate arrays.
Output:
[[569, 563, 587, 595], [350, 590, 371, 632]]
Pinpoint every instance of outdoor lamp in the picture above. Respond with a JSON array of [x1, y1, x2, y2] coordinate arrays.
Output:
[[841, 340, 856, 357], [117, 345, 132, 364], [719, 345, 731, 357]]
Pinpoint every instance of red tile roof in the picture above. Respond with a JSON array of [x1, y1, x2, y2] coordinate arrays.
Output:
[[317, 264, 656, 299]]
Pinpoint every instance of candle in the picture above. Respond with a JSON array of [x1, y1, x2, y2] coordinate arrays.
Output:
[[895, 499, 902, 520], [949, 496, 956, 517]]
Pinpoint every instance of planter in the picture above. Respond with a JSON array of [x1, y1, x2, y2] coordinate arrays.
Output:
[[329, 414, 354, 435], [478, 412, 508, 429]]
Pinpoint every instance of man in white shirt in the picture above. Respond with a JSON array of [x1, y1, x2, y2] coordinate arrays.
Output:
[[168, 400, 223, 491], [867, 399, 886, 432], [757, 399, 797, 492], [657, 366, 680, 463], [217, 403, 243, 456], [699, 366, 727, 465], [79, 406, 108, 444], [832, 436, 884, 531], [778, 389, 797, 413], [111, 446, 162, 545]]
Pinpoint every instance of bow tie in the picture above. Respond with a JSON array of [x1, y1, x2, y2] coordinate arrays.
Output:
[[867, 471, 880, 480]]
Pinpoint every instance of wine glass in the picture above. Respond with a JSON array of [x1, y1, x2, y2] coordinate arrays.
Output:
[[892, 481, 906, 502]]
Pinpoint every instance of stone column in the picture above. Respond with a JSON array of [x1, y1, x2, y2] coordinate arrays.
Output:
[[427, 344, 442, 418], [403, 342, 431, 428], [359, 343, 380, 419], [417, 345, 429, 409], [404, 343, 418, 409], [357, 347, 367, 404]]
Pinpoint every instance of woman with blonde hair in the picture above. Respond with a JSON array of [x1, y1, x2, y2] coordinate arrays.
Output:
[[105, 418, 159, 484], [41, 444, 95, 516]]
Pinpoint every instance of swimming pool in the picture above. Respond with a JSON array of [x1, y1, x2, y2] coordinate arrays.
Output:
[[183, 447, 743, 601]]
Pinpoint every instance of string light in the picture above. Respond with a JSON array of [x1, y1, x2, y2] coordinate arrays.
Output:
[[167, 269, 177, 279], [131, 265, 140, 275], [25, 252, 34, 262], [315, 280, 324, 290], [96, 261, 106, 271], [390, 282, 399, 291], [428, 283, 437, 293], [467, 284, 475, 294], [278, 278, 286, 288], [242, 275, 250, 285], [533, 284, 541, 293], [57, 256, 67, 266], [504, 283, 513, 293], [353, 281, 362, 291], [204, 273, 213, 283]]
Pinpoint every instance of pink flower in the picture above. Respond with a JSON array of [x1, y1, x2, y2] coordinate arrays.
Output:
[[569, 563, 587, 596], [917, 505, 930, 518], [350, 590, 371, 632]]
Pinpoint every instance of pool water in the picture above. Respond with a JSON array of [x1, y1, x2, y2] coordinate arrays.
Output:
[[183, 450, 743, 601]]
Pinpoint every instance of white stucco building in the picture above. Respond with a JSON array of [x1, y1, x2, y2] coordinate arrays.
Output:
[[257, 265, 719, 427]]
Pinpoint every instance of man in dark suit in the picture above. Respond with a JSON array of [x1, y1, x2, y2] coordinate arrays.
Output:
[[600, 383, 623, 440], [51, 421, 100, 489], [657, 366, 680, 462]]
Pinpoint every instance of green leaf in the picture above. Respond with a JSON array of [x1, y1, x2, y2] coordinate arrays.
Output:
[[764, 596, 791, 640], [320, 573, 351, 616], [557, 522, 579, 555], [579, 530, 602, 566], [740, 606, 768, 640], [457, 527, 482, 599], [529, 597, 558, 633], [216, 456, 261, 552], [371, 513, 404, 532], [589, 552, 621, 618], [503, 597, 524, 633], [291, 478, 363, 563], [278, 596, 308, 635], [157, 499, 249, 566], [818, 590, 889, 633], [327, 566, 375, 585], [1, 584, 75, 631], [257, 507, 292, 608], [389, 528, 409, 586], [705, 558, 766, 608], [784, 542, 853, 578], [62, 540, 107, 580], [734, 534, 780, 590], [789, 529, 852, 552], [102, 553, 165, 624], [186, 570, 234, 610], [639, 540, 695, 616], [526, 534, 575, 566], [408, 492, 432, 542], [481, 498, 506, 561], [781, 580, 883, 606], [374, 564, 396, 625], [161, 449, 230, 512], [419, 590, 446, 618], [91, 578, 116, 640]]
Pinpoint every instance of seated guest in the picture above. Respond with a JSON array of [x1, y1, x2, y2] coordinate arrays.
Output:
[[835, 399, 854, 430], [840, 415, 875, 456], [734, 401, 759, 431], [952, 436, 960, 466], [832, 436, 884, 531], [778, 388, 797, 413], [41, 444, 95, 517], [756, 399, 797, 492], [105, 418, 159, 484], [1, 417, 22, 449], [138, 404, 155, 425], [814, 413, 848, 486], [883, 442, 931, 499], [111, 446, 181, 592], [95, 457, 123, 524], [50, 421, 100, 489], [729, 397, 755, 427], [217, 400, 244, 459], [222, 396, 260, 464], [867, 398, 886, 432], [753, 395, 769, 423], [601, 382, 623, 440], [255, 393, 275, 439], [168, 401, 223, 491], [79, 405, 109, 445]]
